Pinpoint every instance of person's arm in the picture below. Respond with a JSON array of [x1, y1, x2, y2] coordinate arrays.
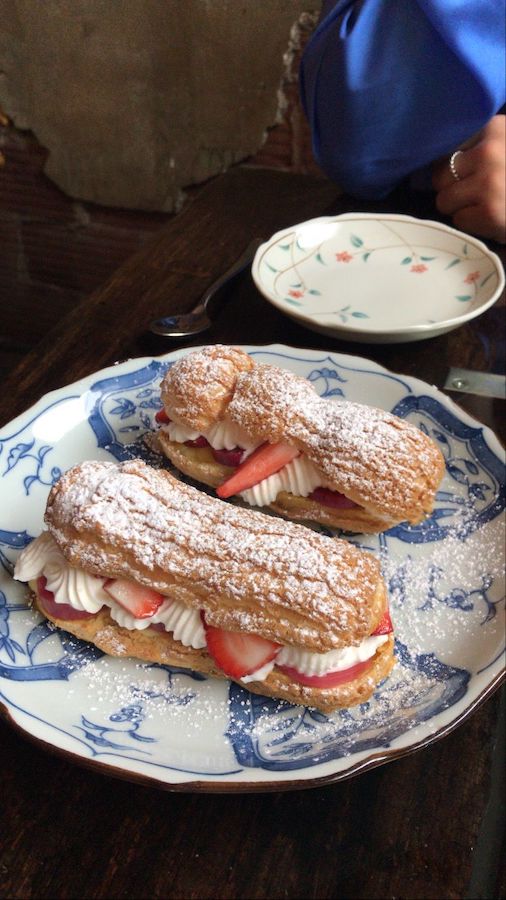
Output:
[[300, 0, 506, 200], [432, 115, 505, 244]]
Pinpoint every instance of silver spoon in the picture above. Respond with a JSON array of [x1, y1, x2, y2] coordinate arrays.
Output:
[[150, 237, 264, 338]]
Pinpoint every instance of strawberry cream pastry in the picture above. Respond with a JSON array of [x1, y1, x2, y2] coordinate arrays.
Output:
[[14, 459, 395, 713], [154, 345, 445, 533]]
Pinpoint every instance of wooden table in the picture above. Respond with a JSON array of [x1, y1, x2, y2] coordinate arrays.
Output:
[[0, 168, 504, 899]]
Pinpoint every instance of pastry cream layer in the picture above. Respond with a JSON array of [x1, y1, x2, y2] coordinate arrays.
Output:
[[15, 532, 387, 683]]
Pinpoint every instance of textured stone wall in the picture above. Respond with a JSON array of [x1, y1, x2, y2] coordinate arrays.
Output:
[[0, 0, 320, 211]]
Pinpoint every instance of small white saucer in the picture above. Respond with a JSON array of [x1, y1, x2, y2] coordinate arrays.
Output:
[[251, 214, 505, 343]]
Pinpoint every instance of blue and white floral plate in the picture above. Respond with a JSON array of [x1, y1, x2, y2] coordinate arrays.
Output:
[[251, 215, 505, 343], [0, 345, 504, 791]]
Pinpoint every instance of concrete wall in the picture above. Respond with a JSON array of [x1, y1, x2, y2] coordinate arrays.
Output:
[[0, 0, 320, 211]]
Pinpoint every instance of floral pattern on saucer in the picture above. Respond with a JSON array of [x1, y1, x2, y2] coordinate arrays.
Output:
[[252, 215, 504, 342]]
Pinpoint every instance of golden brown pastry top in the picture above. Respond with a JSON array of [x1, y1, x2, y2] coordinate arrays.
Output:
[[159, 346, 445, 524], [44, 459, 385, 652], [161, 344, 253, 432]]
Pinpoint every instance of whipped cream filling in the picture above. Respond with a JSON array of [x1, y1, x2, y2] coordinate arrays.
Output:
[[163, 418, 258, 457], [162, 420, 322, 506], [14, 531, 108, 613], [242, 634, 387, 683], [239, 455, 323, 507], [14, 533, 206, 649], [107, 598, 206, 648], [276, 634, 388, 676], [164, 421, 333, 507], [15, 534, 386, 686]]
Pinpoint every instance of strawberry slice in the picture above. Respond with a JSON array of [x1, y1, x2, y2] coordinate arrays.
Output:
[[277, 657, 373, 688], [36, 576, 98, 621], [184, 435, 210, 448], [309, 487, 358, 510], [203, 618, 281, 679], [372, 609, 393, 635], [211, 446, 244, 467], [216, 441, 299, 499], [104, 578, 165, 619], [155, 409, 171, 424]]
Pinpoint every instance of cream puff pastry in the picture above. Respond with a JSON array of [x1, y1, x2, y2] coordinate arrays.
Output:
[[154, 345, 445, 533], [14, 459, 395, 713]]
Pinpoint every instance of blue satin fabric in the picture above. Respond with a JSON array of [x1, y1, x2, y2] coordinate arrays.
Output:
[[300, 0, 506, 198]]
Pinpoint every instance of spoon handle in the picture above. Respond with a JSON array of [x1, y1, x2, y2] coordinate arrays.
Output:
[[192, 237, 265, 316], [150, 237, 264, 336]]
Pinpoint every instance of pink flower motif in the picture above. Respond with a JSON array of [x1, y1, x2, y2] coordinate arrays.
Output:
[[335, 251, 353, 263], [410, 264, 428, 273], [288, 289, 304, 298], [464, 270, 480, 284]]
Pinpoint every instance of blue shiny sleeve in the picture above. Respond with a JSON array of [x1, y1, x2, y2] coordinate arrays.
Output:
[[300, 0, 506, 198]]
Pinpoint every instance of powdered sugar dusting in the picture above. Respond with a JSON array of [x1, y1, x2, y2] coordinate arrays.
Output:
[[71, 656, 231, 740], [227, 363, 443, 520], [161, 345, 253, 432], [385, 518, 505, 667]]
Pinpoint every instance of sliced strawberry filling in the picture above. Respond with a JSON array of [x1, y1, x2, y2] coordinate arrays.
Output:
[[202, 616, 281, 678], [277, 612, 393, 687], [149, 622, 168, 633], [372, 609, 393, 636], [158, 414, 362, 513], [104, 578, 165, 618], [38, 558, 393, 692], [202, 608, 392, 687], [155, 409, 207, 446], [211, 446, 245, 467], [309, 487, 358, 510], [276, 657, 374, 688], [184, 435, 210, 448], [156, 411, 241, 458], [36, 576, 98, 621], [217, 441, 299, 499]]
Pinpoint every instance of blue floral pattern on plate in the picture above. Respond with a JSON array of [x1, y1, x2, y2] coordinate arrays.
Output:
[[0, 345, 504, 789]]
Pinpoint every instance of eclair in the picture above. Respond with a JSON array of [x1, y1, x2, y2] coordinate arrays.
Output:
[[154, 345, 445, 533], [14, 459, 395, 713]]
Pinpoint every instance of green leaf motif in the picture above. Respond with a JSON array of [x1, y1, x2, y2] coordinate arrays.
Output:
[[401, 257, 412, 264], [420, 256, 436, 261], [308, 289, 321, 295], [463, 243, 469, 255], [480, 272, 494, 287], [265, 262, 278, 272], [350, 234, 363, 247], [445, 258, 461, 269], [316, 252, 326, 264], [285, 297, 303, 307], [362, 252, 371, 262], [290, 282, 302, 288], [351, 311, 370, 318], [456, 295, 472, 302], [279, 243, 291, 251]]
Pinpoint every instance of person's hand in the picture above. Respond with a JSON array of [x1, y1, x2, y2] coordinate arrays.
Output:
[[432, 115, 505, 244]]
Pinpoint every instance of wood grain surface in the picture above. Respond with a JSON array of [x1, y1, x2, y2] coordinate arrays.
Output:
[[0, 167, 504, 900]]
